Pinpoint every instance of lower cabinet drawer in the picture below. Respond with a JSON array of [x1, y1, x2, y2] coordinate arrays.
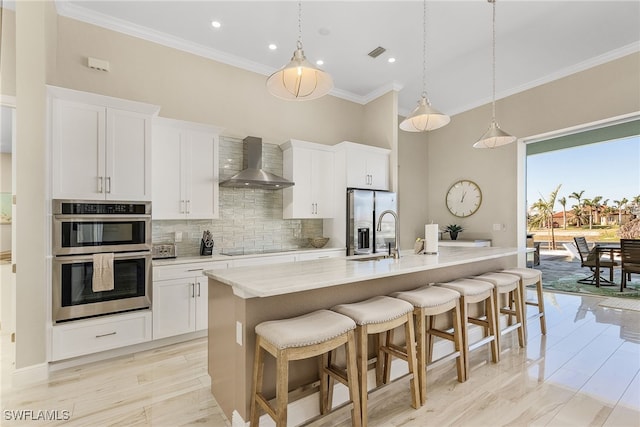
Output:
[[51, 310, 152, 361]]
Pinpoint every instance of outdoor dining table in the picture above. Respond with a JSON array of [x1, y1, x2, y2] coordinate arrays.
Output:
[[595, 242, 621, 289]]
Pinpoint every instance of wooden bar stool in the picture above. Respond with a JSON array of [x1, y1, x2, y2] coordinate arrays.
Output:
[[392, 285, 465, 405], [250, 309, 362, 427], [332, 296, 420, 426], [501, 267, 546, 338], [472, 272, 525, 352], [436, 278, 499, 380]]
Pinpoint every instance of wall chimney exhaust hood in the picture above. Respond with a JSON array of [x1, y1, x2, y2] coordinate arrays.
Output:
[[219, 136, 294, 189]]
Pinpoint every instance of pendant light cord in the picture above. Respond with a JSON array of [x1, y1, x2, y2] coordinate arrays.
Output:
[[421, 0, 427, 99], [296, 1, 303, 50], [491, 0, 497, 122]]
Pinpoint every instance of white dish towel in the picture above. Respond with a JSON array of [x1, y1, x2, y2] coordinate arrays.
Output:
[[92, 253, 114, 292]]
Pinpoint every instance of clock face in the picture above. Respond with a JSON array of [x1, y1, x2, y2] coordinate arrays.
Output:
[[446, 180, 482, 218]]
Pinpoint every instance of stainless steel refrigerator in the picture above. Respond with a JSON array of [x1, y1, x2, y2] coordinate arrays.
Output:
[[347, 189, 397, 255]]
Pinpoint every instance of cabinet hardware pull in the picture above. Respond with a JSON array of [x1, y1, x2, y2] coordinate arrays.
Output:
[[106, 176, 112, 193], [197, 282, 201, 297], [180, 200, 185, 213], [186, 200, 190, 214], [98, 177, 103, 193], [95, 332, 116, 338], [191, 283, 195, 298], [187, 268, 204, 272]]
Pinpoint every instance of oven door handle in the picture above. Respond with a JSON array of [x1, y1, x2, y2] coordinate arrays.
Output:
[[53, 214, 152, 221], [54, 251, 152, 263]]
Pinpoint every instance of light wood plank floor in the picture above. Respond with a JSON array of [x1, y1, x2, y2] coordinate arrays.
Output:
[[1, 291, 639, 426]]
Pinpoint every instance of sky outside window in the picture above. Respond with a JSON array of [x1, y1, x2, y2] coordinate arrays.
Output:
[[527, 136, 640, 210]]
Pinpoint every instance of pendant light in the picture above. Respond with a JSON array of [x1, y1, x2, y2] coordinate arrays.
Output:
[[400, 0, 450, 132], [473, 0, 516, 148], [266, 1, 333, 101]]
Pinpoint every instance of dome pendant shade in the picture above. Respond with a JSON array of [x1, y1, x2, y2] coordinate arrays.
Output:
[[472, 120, 517, 148], [266, 45, 333, 101], [399, 96, 451, 132]]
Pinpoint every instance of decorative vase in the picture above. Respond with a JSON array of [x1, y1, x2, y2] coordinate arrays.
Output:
[[450, 232, 459, 240]]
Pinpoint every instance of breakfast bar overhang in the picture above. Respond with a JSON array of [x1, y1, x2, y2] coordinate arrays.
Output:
[[205, 246, 522, 424]]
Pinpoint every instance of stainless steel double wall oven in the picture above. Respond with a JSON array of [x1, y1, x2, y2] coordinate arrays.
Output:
[[52, 200, 152, 322]]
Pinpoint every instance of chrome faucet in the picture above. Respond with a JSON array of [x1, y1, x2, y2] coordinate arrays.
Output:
[[376, 209, 400, 259]]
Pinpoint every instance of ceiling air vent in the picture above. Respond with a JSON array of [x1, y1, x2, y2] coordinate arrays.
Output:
[[367, 46, 386, 58]]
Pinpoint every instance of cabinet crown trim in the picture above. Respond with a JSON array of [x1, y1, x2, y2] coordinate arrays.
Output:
[[280, 139, 335, 152], [153, 116, 224, 134], [47, 85, 160, 116], [334, 141, 391, 154]]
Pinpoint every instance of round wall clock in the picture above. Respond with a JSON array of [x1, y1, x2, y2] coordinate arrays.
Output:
[[446, 180, 482, 218]]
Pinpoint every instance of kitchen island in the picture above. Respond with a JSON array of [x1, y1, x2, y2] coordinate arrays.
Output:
[[205, 246, 521, 426]]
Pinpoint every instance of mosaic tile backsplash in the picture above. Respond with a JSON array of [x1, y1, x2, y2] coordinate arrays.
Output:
[[152, 136, 324, 256]]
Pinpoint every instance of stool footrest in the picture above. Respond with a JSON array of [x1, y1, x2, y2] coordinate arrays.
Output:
[[428, 328, 455, 341], [500, 322, 523, 336], [427, 350, 462, 371], [381, 343, 409, 362], [468, 335, 496, 352], [255, 394, 277, 421]]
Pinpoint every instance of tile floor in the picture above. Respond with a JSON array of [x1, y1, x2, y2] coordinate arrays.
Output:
[[1, 290, 639, 426]]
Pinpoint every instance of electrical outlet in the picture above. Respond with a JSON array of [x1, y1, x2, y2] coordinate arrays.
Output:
[[175, 232, 182, 242]]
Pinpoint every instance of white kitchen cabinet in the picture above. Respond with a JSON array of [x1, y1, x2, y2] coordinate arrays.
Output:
[[51, 310, 152, 361], [340, 141, 390, 190], [281, 139, 335, 218], [152, 261, 227, 339], [49, 87, 159, 201], [152, 118, 222, 220]]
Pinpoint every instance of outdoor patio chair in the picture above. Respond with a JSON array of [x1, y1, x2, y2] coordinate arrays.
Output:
[[573, 236, 617, 285], [620, 239, 640, 291]]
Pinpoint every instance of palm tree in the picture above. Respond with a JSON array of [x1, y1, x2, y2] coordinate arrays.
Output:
[[539, 185, 562, 249], [569, 191, 585, 227], [583, 198, 594, 229], [591, 196, 603, 225], [558, 196, 567, 229], [613, 198, 628, 225]]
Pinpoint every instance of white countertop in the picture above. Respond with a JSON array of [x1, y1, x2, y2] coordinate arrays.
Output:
[[152, 247, 344, 266], [204, 246, 521, 299]]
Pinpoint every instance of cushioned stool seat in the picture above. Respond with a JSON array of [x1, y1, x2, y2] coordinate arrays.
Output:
[[500, 268, 546, 338], [472, 272, 525, 352], [437, 278, 499, 380], [393, 285, 465, 405], [333, 296, 420, 426], [250, 310, 362, 427]]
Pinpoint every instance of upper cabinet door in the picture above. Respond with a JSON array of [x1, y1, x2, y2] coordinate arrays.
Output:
[[105, 108, 152, 201], [364, 150, 390, 191], [312, 149, 334, 217], [51, 99, 106, 200], [185, 130, 218, 220], [152, 124, 183, 219]]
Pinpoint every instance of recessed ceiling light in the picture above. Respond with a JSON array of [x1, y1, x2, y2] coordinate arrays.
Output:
[[268, 44, 277, 50], [316, 60, 324, 66], [211, 21, 221, 29], [388, 57, 396, 63]]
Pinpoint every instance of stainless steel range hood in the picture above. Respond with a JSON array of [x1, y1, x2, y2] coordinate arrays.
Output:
[[219, 136, 294, 189]]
